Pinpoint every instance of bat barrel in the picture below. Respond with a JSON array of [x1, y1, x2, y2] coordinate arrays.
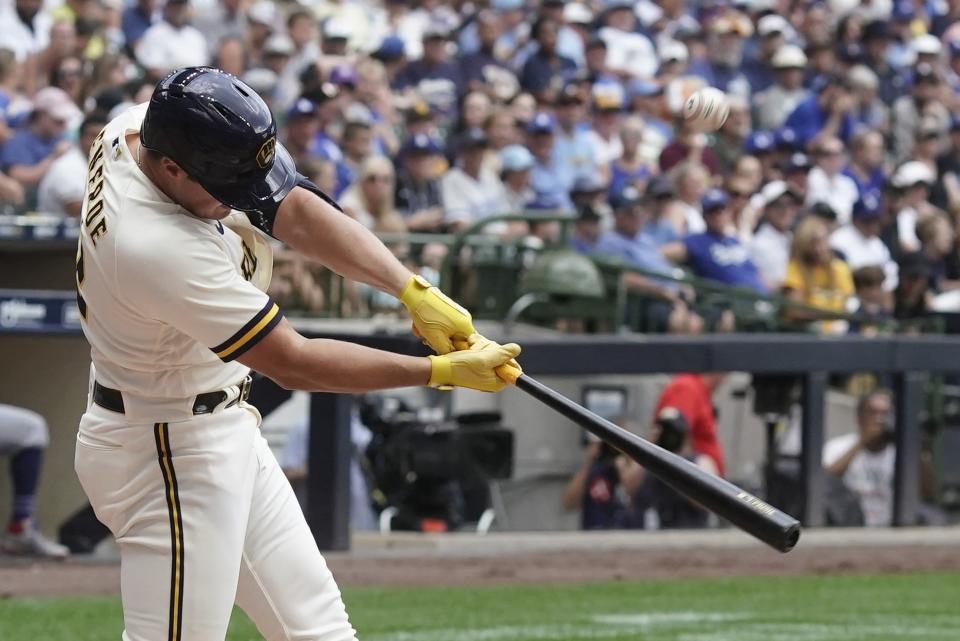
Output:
[[515, 375, 801, 552]]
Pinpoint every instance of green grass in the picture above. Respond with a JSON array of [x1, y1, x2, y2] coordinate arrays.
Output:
[[2, 572, 959, 641]]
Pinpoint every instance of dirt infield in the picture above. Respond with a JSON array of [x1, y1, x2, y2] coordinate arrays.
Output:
[[3, 528, 959, 597]]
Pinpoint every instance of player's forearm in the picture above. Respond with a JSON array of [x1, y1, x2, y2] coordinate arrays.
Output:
[[275, 188, 411, 296], [278, 338, 431, 393]]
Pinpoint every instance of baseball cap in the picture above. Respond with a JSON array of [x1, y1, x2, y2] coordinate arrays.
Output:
[[610, 186, 642, 211], [373, 36, 405, 61], [33, 86, 82, 124], [629, 79, 664, 98], [744, 130, 776, 154], [263, 34, 294, 57], [592, 84, 624, 112], [659, 40, 689, 64], [646, 175, 674, 199], [810, 201, 838, 222], [655, 406, 689, 433], [760, 180, 801, 206], [701, 188, 730, 212], [912, 34, 942, 57], [329, 64, 357, 88], [343, 103, 374, 126], [500, 144, 535, 172], [242, 68, 279, 95], [423, 22, 451, 40], [784, 152, 811, 173], [775, 127, 799, 151], [891, 161, 935, 188], [323, 17, 352, 40], [527, 112, 557, 134], [571, 174, 607, 196], [576, 203, 602, 222], [862, 20, 890, 42], [286, 97, 317, 120], [892, 0, 915, 21], [563, 2, 593, 24], [401, 133, 443, 156], [247, 0, 277, 27], [772, 44, 807, 69], [461, 127, 489, 149], [757, 15, 789, 37], [852, 193, 882, 220], [556, 83, 585, 105], [406, 99, 433, 122], [526, 192, 564, 211]]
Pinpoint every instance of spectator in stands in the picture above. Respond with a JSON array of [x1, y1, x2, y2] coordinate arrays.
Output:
[[340, 105, 376, 189], [37, 111, 105, 217], [751, 181, 802, 290], [395, 25, 462, 117], [849, 266, 893, 332], [831, 194, 899, 293], [1, 87, 79, 195], [609, 115, 654, 197], [194, 0, 252, 58], [394, 133, 445, 232], [711, 96, 750, 175], [891, 63, 950, 164], [619, 407, 713, 529], [135, 0, 208, 78], [458, 10, 508, 96], [753, 45, 808, 131], [662, 189, 768, 294], [690, 13, 751, 99], [520, 16, 576, 104], [498, 144, 535, 213], [561, 429, 638, 530], [121, 0, 159, 50], [860, 20, 906, 106], [527, 112, 573, 210], [592, 186, 701, 334], [0, 404, 69, 557], [783, 215, 855, 332], [660, 117, 719, 176], [597, 0, 656, 80], [783, 72, 856, 149], [742, 130, 779, 184], [643, 175, 684, 246], [842, 130, 885, 202], [916, 214, 959, 293], [282, 97, 321, 167], [823, 389, 896, 527], [667, 160, 710, 235], [889, 161, 937, 255], [569, 202, 601, 254], [783, 152, 811, 204], [586, 85, 626, 182], [441, 127, 505, 230], [893, 252, 934, 324], [0, 0, 51, 63], [743, 15, 790, 93], [340, 156, 405, 233], [806, 137, 859, 226], [654, 372, 727, 475], [848, 65, 889, 135], [553, 84, 595, 187]]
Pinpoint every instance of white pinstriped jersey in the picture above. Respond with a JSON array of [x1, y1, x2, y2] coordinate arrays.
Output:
[[75, 104, 280, 401]]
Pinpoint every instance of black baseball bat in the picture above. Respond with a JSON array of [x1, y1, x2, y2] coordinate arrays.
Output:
[[514, 374, 801, 552]]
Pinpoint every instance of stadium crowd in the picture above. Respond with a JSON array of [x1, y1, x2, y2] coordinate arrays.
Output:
[[2, 0, 960, 332]]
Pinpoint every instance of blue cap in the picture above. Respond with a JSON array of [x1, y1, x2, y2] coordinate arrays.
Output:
[[500, 144, 535, 172], [948, 38, 960, 58], [629, 79, 664, 98], [775, 127, 799, 151], [287, 97, 316, 120], [329, 64, 357, 87], [852, 193, 882, 219], [744, 130, 776, 154], [610, 186, 642, 211], [701, 188, 730, 212], [527, 112, 557, 134], [526, 192, 564, 211], [373, 36, 405, 60], [571, 174, 607, 195], [892, 0, 915, 20], [401, 133, 442, 156], [784, 152, 811, 172]]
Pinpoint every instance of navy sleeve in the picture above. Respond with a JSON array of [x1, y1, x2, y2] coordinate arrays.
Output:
[[242, 174, 343, 238]]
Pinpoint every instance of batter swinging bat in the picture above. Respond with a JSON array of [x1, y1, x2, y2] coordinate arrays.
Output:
[[513, 374, 801, 552]]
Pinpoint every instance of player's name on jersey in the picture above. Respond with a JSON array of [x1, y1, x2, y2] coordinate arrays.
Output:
[[0, 214, 80, 243], [0, 289, 83, 333]]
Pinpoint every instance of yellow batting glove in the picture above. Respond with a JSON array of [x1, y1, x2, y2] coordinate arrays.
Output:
[[428, 335, 522, 392], [401, 274, 475, 354]]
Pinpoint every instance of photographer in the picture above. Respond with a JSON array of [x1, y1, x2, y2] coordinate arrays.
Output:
[[620, 407, 715, 530], [561, 421, 638, 530], [822, 389, 896, 527]]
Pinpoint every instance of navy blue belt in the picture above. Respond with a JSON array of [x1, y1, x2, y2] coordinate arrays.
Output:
[[93, 376, 252, 415]]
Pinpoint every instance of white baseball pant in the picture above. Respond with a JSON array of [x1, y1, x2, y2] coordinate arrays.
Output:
[[75, 401, 357, 641]]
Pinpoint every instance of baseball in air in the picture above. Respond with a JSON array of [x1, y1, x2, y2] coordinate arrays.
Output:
[[683, 88, 730, 131]]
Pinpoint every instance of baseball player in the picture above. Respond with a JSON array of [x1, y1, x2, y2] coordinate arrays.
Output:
[[73, 67, 521, 641], [0, 404, 69, 557]]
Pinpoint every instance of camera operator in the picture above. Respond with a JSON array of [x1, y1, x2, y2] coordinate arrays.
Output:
[[620, 407, 715, 530], [822, 389, 896, 527]]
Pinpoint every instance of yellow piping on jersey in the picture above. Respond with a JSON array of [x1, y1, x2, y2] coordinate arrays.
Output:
[[215, 303, 279, 359], [154, 423, 185, 641]]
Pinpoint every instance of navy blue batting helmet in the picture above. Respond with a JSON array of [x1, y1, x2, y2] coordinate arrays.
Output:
[[140, 67, 297, 212]]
